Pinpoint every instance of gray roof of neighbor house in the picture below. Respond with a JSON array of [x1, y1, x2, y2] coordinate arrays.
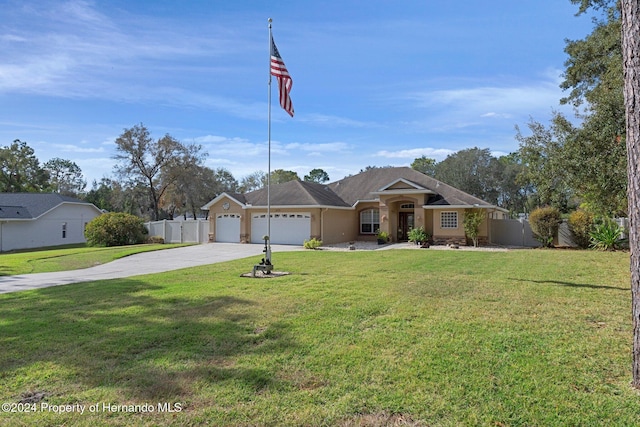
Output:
[[327, 166, 493, 207], [243, 180, 351, 207], [0, 193, 100, 219]]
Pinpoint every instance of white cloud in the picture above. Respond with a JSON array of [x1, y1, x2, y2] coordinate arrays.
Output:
[[375, 147, 454, 160], [194, 135, 250, 145], [299, 114, 379, 128], [401, 72, 572, 133], [285, 141, 351, 153], [481, 112, 512, 119], [414, 83, 560, 115], [52, 143, 105, 153]]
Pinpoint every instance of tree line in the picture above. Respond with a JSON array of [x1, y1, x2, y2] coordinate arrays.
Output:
[[0, 125, 333, 221]]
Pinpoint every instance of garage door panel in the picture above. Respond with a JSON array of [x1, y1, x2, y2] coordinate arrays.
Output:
[[251, 213, 311, 245], [216, 214, 241, 243]]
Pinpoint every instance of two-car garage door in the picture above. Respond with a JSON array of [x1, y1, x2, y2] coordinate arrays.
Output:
[[216, 212, 311, 245], [250, 213, 311, 245]]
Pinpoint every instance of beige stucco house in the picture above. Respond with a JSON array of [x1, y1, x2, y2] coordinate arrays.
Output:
[[202, 167, 508, 246]]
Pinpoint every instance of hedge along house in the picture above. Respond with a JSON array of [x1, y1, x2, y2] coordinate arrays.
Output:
[[203, 167, 508, 246]]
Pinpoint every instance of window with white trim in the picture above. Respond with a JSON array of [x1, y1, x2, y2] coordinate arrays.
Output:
[[360, 209, 380, 234], [440, 211, 458, 229]]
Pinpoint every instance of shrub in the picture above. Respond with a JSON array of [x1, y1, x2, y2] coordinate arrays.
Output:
[[568, 210, 594, 249], [147, 235, 165, 244], [376, 230, 390, 243], [85, 212, 148, 247], [408, 226, 428, 245], [529, 206, 561, 248], [463, 209, 485, 247], [303, 238, 322, 249], [590, 219, 624, 251]]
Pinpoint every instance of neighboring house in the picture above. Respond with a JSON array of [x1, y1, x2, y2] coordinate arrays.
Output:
[[0, 193, 103, 252], [203, 167, 509, 246]]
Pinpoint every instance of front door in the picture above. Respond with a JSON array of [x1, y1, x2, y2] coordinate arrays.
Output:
[[398, 212, 414, 241]]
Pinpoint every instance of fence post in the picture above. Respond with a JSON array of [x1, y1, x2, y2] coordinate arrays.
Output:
[[163, 220, 167, 242]]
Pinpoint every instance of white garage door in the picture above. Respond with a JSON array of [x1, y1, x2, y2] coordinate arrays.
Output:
[[251, 213, 311, 245], [216, 214, 241, 243]]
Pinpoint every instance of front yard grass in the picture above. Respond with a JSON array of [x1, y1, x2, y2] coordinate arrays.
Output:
[[0, 249, 637, 426], [0, 243, 191, 276]]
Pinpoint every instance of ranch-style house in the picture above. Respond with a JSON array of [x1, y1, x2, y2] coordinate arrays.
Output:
[[203, 167, 508, 246]]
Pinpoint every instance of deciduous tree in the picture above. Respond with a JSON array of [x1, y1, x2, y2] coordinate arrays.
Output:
[[43, 158, 86, 196], [561, 1, 627, 215], [434, 147, 502, 205], [113, 123, 205, 220], [411, 156, 437, 176], [516, 116, 575, 212], [0, 140, 49, 192], [304, 168, 330, 184], [238, 171, 266, 193], [269, 169, 300, 185]]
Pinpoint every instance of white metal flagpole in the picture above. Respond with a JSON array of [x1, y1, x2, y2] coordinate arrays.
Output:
[[266, 18, 273, 265]]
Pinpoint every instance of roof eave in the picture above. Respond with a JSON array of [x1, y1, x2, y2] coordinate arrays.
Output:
[[352, 199, 379, 208], [201, 193, 245, 210], [371, 189, 436, 196], [421, 204, 499, 209], [243, 204, 353, 210]]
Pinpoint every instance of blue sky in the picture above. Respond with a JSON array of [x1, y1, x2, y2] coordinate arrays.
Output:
[[0, 0, 595, 186]]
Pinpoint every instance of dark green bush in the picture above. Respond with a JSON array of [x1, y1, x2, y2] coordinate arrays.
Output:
[[84, 212, 148, 247], [529, 206, 561, 248], [568, 209, 594, 249]]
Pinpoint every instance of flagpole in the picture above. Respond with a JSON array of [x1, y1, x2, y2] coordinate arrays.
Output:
[[266, 18, 273, 266]]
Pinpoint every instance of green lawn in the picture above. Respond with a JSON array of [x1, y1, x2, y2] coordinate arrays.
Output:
[[0, 249, 637, 426], [0, 243, 191, 276]]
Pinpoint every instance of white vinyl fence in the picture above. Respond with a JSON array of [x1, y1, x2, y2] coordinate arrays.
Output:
[[145, 219, 210, 244]]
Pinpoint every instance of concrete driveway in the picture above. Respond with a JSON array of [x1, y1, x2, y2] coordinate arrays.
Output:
[[0, 243, 304, 294]]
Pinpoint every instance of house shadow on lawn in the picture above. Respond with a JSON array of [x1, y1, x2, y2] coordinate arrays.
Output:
[[0, 278, 297, 403]]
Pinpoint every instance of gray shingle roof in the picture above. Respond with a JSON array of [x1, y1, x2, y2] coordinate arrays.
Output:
[[0, 193, 97, 219], [328, 167, 492, 207], [243, 180, 351, 207], [238, 167, 494, 208]]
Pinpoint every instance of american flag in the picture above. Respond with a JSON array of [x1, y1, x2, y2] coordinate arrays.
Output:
[[270, 36, 294, 117]]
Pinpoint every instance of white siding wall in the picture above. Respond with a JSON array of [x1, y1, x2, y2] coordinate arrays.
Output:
[[0, 204, 101, 252]]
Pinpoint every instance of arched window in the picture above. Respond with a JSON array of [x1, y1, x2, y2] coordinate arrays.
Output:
[[360, 209, 379, 234]]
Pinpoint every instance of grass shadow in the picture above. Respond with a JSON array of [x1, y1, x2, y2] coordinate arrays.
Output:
[[0, 278, 296, 402], [512, 278, 628, 291]]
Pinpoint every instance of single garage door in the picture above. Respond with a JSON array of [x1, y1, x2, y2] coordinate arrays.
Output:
[[251, 213, 311, 245], [216, 214, 241, 242]]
